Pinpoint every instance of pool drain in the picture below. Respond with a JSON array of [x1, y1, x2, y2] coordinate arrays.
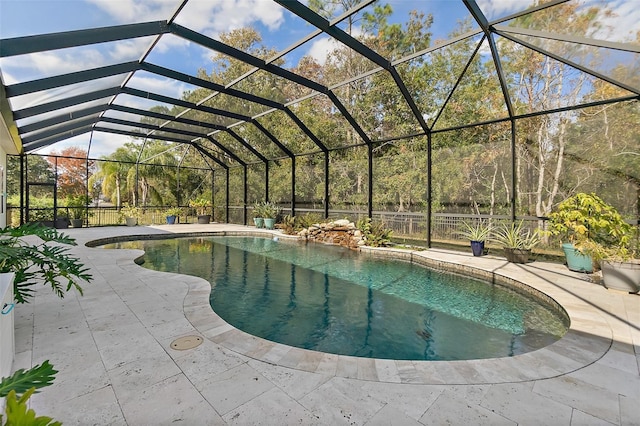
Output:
[[170, 335, 203, 350]]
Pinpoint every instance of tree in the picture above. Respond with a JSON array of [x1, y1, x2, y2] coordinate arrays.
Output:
[[502, 3, 614, 217], [46, 147, 92, 198], [93, 144, 139, 207]]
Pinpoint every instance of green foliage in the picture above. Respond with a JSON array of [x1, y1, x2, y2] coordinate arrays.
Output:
[[0, 223, 92, 304], [251, 202, 264, 219], [0, 362, 60, 425], [280, 214, 297, 235], [458, 220, 493, 242], [279, 213, 324, 235], [118, 204, 142, 221], [547, 193, 638, 262], [4, 1, 638, 244], [0, 361, 57, 398], [296, 213, 323, 229], [492, 220, 541, 250], [16, 197, 54, 222], [357, 217, 393, 247], [94, 144, 140, 206], [580, 235, 639, 263], [189, 197, 211, 216], [546, 193, 632, 246], [64, 195, 91, 220], [254, 201, 279, 219], [164, 207, 183, 217], [1, 388, 61, 426]]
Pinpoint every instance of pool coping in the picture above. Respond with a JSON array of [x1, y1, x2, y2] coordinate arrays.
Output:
[[91, 228, 613, 385]]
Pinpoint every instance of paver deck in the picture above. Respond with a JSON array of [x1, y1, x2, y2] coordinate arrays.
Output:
[[11, 224, 640, 425]]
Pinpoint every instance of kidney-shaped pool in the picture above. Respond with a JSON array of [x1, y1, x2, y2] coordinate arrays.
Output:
[[104, 236, 569, 361]]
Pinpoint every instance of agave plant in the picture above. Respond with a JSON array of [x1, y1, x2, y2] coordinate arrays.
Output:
[[492, 220, 541, 250], [458, 220, 493, 242]]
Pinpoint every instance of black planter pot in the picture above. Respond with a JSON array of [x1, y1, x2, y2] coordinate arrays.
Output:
[[197, 214, 211, 224], [470, 241, 485, 256], [54, 218, 69, 229]]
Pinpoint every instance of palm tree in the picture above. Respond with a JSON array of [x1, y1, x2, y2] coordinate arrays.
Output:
[[94, 145, 138, 207]]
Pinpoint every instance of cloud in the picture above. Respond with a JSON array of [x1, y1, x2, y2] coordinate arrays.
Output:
[[306, 24, 364, 66], [87, 0, 284, 36], [0, 37, 150, 91], [127, 73, 187, 99], [4, 49, 108, 82], [109, 37, 158, 61], [0, 69, 18, 86], [306, 36, 340, 66], [476, 0, 526, 20], [589, 0, 640, 42], [32, 133, 132, 158], [88, 133, 135, 157], [85, 0, 177, 23], [478, 0, 640, 43]]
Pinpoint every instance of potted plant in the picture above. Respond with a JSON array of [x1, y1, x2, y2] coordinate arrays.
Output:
[[119, 203, 141, 226], [584, 240, 639, 293], [69, 211, 84, 228], [252, 202, 264, 228], [66, 195, 90, 228], [54, 211, 69, 229], [259, 201, 279, 230], [492, 220, 541, 264], [189, 197, 212, 224], [164, 207, 182, 225], [0, 224, 90, 425], [458, 220, 492, 256], [0, 222, 92, 304], [577, 214, 638, 293], [546, 193, 629, 273]]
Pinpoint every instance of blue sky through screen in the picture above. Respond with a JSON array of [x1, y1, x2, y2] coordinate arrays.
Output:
[[0, 0, 638, 157]]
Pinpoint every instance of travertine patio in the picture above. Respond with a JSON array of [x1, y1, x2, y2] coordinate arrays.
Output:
[[13, 224, 640, 425]]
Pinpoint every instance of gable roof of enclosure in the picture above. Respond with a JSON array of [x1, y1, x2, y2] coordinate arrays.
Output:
[[0, 0, 638, 169]]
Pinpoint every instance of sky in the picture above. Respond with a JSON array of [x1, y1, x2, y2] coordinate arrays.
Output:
[[0, 0, 638, 157]]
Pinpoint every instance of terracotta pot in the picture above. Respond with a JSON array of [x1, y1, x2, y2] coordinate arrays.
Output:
[[504, 248, 530, 264]]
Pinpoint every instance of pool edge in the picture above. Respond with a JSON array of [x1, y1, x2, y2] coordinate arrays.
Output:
[[90, 228, 614, 385]]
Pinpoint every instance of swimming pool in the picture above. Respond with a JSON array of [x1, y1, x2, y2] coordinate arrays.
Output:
[[105, 236, 569, 361]]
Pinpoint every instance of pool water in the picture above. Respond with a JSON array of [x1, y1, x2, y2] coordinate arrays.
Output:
[[106, 236, 569, 361]]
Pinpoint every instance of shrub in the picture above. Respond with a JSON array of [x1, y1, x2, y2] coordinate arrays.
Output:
[[546, 192, 631, 246], [189, 197, 211, 216], [118, 203, 142, 222], [357, 217, 393, 247]]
